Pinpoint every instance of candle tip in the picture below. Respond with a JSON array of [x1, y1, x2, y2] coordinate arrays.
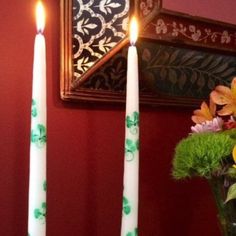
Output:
[[129, 16, 138, 45], [36, 1, 45, 32]]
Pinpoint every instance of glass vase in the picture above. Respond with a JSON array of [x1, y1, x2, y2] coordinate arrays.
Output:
[[208, 176, 236, 236]]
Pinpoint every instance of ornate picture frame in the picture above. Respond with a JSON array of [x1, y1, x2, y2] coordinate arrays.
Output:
[[60, 0, 236, 106]]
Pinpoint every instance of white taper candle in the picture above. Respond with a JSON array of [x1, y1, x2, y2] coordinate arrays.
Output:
[[28, 2, 47, 236], [121, 17, 139, 236]]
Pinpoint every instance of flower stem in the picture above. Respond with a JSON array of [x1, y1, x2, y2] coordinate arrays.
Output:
[[208, 177, 228, 235]]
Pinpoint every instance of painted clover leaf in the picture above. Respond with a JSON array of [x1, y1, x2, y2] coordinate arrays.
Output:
[[31, 99, 37, 118], [34, 202, 46, 222], [126, 228, 138, 236], [31, 124, 47, 148], [135, 140, 139, 151], [125, 139, 139, 161], [43, 180, 47, 192], [123, 196, 131, 215], [126, 111, 139, 134]]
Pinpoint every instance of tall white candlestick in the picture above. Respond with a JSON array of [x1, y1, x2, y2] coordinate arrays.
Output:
[[121, 17, 139, 236], [28, 2, 47, 236]]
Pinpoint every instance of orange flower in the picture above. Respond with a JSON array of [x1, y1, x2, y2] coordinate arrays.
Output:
[[191, 100, 216, 124], [210, 77, 236, 116], [232, 145, 236, 169]]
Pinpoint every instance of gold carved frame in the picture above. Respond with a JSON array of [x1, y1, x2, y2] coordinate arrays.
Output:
[[60, 0, 236, 106]]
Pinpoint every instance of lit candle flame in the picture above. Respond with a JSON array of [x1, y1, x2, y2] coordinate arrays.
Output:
[[129, 17, 138, 45], [36, 1, 45, 33]]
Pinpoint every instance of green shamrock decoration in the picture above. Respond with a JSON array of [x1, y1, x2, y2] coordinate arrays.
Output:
[[34, 202, 46, 222], [31, 99, 37, 118], [125, 139, 139, 161], [126, 228, 138, 236], [43, 180, 47, 192], [126, 111, 139, 134], [31, 124, 47, 148], [123, 196, 131, 215]]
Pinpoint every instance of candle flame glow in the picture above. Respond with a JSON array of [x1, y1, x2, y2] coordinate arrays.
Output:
[[129, 17, 138, 45], [36, 1, 45, 32]]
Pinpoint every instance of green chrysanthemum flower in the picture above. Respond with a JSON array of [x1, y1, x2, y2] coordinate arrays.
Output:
[[172, 132, 236, 179]]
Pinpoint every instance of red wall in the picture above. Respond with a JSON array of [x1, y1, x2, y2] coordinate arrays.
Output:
[[162, 0, 236, 24], [0, 1, 222, 235], [163, 0, 236, 24]]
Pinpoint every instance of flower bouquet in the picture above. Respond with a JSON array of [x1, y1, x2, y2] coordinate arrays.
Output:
[[172, 78, 236, 236]]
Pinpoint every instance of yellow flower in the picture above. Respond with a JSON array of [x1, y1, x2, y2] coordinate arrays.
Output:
[[210, 77, 236, 116], [191, 100, 216, 124], [233, 145, 236, 169]]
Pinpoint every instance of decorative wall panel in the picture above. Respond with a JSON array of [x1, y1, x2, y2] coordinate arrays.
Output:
[[61, 0, 236, 107], [72, 0, 129, 85]]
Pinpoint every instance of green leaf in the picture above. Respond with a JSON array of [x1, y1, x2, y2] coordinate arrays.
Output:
[[126, 139, 136, 153], [123, 205, 131, 215], [126, 111, 139, 129], [136, 140, 139, 151], [123, 196, 131, 215], [227, 168, 236, 178], [34, 202, 46, 221], [31, 124, 47, 148], [125, 139, 139, 161], [225, 183, 236, 203], [34, 209, 41, 219], [31, 99, 37, 117], [123, 196, 128, 205], [126, 228, 138, 236], [42, 202, 46, 210], [43, 180, 47, 191]]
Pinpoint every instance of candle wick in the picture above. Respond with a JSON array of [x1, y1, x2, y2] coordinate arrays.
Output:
[[38, 29, 43, 34]]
